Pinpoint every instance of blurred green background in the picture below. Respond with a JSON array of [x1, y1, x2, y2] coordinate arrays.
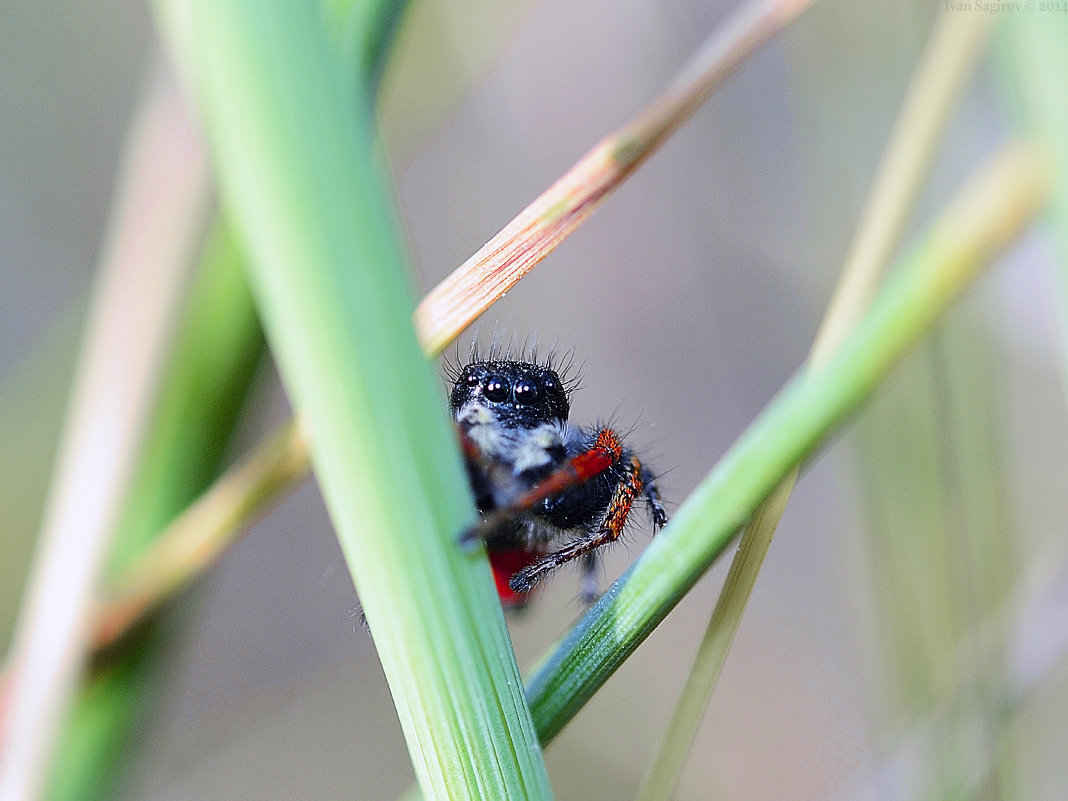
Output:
[[3, 0, 1067, 799]]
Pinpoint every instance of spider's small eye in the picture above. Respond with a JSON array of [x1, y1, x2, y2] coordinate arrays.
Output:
[[464, 372, 479, 387], [514, 380, 539, 405], [483, 375, 509, 402]]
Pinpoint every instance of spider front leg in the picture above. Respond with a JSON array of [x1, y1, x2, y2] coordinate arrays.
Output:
[[573, 462, 667, 605], [509, 454, 654, 596]]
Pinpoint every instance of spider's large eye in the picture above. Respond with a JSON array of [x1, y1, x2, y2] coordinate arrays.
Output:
[[514, 380, 539, 405], [483, 375, 509, 402]]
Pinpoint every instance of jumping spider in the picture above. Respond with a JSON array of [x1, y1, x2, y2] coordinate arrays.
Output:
[[448, 349, 667, 606]]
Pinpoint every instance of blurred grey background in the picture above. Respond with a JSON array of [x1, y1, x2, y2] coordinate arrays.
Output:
[[4, 0, 1067, 799]]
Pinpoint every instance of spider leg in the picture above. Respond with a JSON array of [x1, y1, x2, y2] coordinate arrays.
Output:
[[572, 465, 665, 604], [509, 454, 647, 595], [640, 464, 669, 530], [459, 428, 624, 546], [579, 552, 600, 606]]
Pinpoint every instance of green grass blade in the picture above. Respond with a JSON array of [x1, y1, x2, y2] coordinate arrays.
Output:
[[323, 0, 410, 94], [42, 2, 413, 796], [636, 11, 994, 799], [103, 222, 265, 577], [0, 68, 212, 801], [525, 142, 1050, 744], [154, 1, 553, 797], [43, 221, 264, 801]]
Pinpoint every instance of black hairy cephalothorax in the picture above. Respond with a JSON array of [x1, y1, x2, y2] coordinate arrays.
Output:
[[446, 345, 667, 606]]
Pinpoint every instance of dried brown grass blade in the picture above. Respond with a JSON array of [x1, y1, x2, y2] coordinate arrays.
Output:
[[413, 0, 815, 355]]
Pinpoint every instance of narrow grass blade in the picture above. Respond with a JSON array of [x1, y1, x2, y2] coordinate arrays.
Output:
[[525, 141, 1051, 744], [91, 404, 303, 653], [43, 216, 266, 801], [155, 1, 553, 797], [412, 0, 817, 356], [0, 66, 210, 801], [323, 0, 411, 94], [637, 10, 994, 800]]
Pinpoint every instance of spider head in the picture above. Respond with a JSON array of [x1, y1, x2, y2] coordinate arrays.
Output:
[[449, 360, 570, 430]]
